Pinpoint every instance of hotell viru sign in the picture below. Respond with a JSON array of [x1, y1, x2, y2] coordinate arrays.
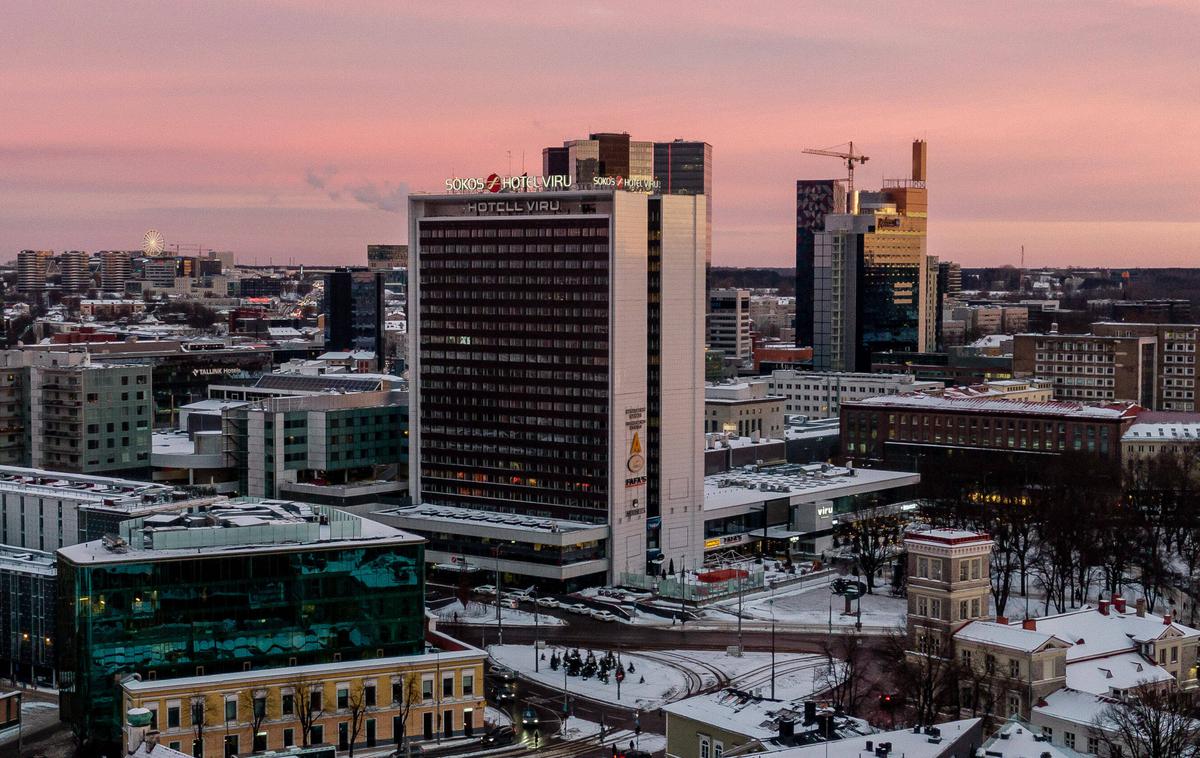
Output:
[[443, 173, 661, 193]]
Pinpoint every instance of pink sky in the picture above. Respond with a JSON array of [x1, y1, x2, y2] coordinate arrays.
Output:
[[2, 1, 1197, 268]]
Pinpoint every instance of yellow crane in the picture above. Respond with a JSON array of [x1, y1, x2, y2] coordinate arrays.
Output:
[[802, 142, 870, 199]]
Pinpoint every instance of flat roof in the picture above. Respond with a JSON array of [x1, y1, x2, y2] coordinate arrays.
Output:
[[59, 500, 421, 565], [376, 503, 601, 535], [845, 393, 1141, 419], [704, 465, 918, 512]]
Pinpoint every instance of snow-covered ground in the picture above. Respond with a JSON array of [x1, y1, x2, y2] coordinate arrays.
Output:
[[434, 600, 565, 627], [719, 580, 907, 630], [488, 644, 831, 710], [484, 706, 511, 728], [488, 644, 690, 710]]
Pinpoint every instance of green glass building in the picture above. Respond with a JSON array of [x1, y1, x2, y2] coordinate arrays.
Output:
[[56, 500, 424, 745]]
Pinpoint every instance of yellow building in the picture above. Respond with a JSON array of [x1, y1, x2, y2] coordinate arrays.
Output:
[[120, 631, 486, 758]]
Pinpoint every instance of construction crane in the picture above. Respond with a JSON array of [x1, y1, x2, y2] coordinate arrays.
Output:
[[802, 142, 870, 200]]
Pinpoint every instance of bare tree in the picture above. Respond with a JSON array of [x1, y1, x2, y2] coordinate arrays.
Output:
[[837, 499, 905, 594], [392, 672, 422, 748], [239, 688, 271, 753], [817, 632, 870, 716], [884, 625, 958, 727], [289, 677, 326, 747], [1092, 683, 1200, 758], [346, 681, 369, 758], [189, 693, 213, 758]]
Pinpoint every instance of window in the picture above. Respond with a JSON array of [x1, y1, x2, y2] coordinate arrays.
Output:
[[715, 740, 724, 758], [1088, 736, 1100, 753], [443, 675, 454, 698], [422, 678, 433, 700], [310, 690, 322, 712], [283, 729, 294, 748], [167, 704, 181, 729], [224, 698, 237, 722], [700, 735, 712, 758], [281, 692, 294, 716], [310, 725, 323, 744], [1009, 659, 1020, 678], [462, 674, 474, 696], [930, 559, 942, 581], [1042, 726, 1052, 739], [337, 685, 349, 710], [960, 561, 969, 582], [365, 683, 376, 707], [1064, 731, 1076, 749]]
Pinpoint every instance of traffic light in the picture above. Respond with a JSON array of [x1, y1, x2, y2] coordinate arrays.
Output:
[[879, 693, 895, 710]]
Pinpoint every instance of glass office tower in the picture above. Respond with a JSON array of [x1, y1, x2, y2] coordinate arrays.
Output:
[[57, 502, 424, 744]]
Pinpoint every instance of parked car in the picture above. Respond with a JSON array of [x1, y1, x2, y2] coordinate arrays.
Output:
[[567, 603, 591, 615], [473, 584, 497, 595], [500, 596, 519, 609], [536, 597, 560, 609], [480, 725, 515, 746], [590, 610, 617, 622]]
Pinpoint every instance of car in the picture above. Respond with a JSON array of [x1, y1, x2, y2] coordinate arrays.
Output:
[[536, 597, 559, 609], [499, 597, 519, 609], [567, 603, 591, 615], [487, 665, 517, 682], [489, 683, 516, 702], [473, 584, 497, 595], [480, 725, 516, 746], [521, 707, 540, 728], [590, 610, 617, 622]]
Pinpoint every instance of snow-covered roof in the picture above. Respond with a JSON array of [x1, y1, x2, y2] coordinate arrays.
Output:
[[955, 620, 1058, 653], [1032, 606, 1200, 663], [1068, 651, 1174, 696], [1033, 687, 1113, 729], [704, 465, 919, 512], [979, 716, 1072, 757], [846, 393, 1142, 419], [763, 718, 981, 757], [662, 676, 859, 742], [1123, 421, 1200, 441]]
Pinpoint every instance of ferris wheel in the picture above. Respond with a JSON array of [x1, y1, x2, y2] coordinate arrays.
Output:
[[142, 229, 165, 256]]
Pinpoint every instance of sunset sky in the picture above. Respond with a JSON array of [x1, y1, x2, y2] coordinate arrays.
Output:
[[3, 1, 1197, 268]]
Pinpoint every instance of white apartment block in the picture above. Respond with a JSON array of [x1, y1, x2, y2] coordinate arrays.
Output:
[[767, 370, 940, 419]]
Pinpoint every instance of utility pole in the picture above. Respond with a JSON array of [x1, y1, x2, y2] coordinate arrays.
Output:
[[737, 569, 744, 654], [533, 588, 539, 673], [770, 583, 777, 700], [495, 546, 503, 647]]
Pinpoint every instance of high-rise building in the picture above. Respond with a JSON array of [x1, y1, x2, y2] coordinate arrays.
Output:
[[799, 141, 932, 371], [99, 250, 131, 293], [543, 133, 713, 268], [0, 350, 154, 476], [323, 269, 385, 370], [409, 188, 706, 584], [655, 140, 713, 270], [1012, 331, 1157, 407], [794, 180, 847, 348], [57, 500, 425, 744], [59, 250, 90, 293], [707, 288, 752, 362], [367, 243, 408, 270], [17, 250, 52, 296]]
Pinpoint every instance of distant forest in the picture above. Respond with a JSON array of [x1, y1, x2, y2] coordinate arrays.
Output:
[[709, 267, 795, 295]]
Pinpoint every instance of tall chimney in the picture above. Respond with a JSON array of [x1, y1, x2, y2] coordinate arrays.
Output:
[[1136, 598, 1146, 618], [912, 140, 928, 183]]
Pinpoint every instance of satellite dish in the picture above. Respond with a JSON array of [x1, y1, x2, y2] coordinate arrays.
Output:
[[142, 229, 165, 256]]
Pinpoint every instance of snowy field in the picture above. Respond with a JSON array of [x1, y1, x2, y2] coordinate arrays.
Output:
[[434, 600, 565, 627]]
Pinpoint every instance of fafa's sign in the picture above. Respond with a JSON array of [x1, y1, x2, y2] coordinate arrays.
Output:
[[445, 173, 571, 193]]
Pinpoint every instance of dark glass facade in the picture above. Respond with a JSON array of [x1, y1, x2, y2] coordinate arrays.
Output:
[[58, 541, 424, 743], [654, 141, 712, 268], [415, 215, 611, 522], [323, 269, 385, 370], [794, 180, 843, 349]]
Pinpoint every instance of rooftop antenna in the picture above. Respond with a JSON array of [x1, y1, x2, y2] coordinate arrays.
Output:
[[1020, 245, 1025, 269]]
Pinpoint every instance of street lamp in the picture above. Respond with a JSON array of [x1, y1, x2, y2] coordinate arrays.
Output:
[[770, 582, 777, 700], [494, 545, 504, 647], [532, 588, 540, 673]]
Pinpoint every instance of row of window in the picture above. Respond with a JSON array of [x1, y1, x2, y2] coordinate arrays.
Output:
[[422, 226, 606, 238]]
